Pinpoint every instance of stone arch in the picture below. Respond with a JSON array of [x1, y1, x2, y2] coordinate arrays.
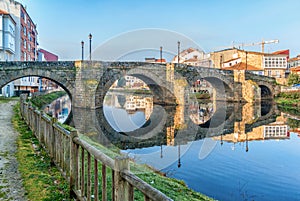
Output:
[[0, 62, 76, 98], [95, 105, 176, 149], [175, 66, 235, 101], [259, 84, 273, 100], [94, 64, 177, 108]]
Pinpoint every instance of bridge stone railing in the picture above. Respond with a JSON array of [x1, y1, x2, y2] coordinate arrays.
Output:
[[20, 94, 172, 201]]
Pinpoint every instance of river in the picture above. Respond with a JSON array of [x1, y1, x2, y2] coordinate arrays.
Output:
[[53, 90, 300, 201]]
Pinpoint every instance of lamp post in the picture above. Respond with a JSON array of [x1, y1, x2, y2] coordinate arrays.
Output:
[[177, 144, 181, 168], [89, 33, 92, 61], [245, 51, 248, 71], [160, 46, 163, 63], [177, 41, 180, 64], [81, 41, 84, 61]]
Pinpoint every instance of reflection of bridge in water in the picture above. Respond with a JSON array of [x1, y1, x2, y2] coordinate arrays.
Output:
[[0, 61, 282, 149], [73, 100, 280, 150]]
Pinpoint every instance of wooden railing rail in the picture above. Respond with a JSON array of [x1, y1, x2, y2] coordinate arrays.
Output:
[[19, 94, 173, 201]]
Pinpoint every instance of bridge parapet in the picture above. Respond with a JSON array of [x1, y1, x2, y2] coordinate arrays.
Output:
[[245, 71, 276, 84]]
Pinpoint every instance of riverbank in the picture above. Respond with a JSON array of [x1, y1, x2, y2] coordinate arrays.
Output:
[[30, 91, 67, 109], [275, 91, 300, 115], [24, 94, 215, 200], [80, 135, 214, 201], [12, 101, 71, 200]]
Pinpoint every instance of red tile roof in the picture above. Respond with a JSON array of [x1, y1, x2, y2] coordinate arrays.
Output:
[[0, 9, 9, 15], [223, 57, 241, 63], [155, 59, 166, 63], [288, 56, 300, 62], [38, 49, 58, 61], [290, 66, 300, 72], [223, 62, 262, 71], [272, 49, 289, 55]]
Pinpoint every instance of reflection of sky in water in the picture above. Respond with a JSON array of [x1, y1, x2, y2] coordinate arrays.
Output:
[[123, 133, 300, 201], [103, 106, 146, 132]]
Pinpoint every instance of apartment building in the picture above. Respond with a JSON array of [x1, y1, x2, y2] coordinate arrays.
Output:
[[172, 47, 210, 67], [0, 9, 16, 96], [0, 0, 39, 96]]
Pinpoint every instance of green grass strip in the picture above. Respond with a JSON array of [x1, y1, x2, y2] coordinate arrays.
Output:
[[12, 102, 71, 201]]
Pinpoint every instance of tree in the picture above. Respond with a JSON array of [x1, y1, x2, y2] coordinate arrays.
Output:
[[287, 73, 300, 86]]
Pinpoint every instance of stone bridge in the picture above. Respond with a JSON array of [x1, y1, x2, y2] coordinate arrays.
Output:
[[0, 61, 281, 148], [0, 61, 279, 109]]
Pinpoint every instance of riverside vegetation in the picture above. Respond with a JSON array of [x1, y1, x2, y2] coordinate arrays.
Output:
[[275, 91, 300, 116], [12, 92, 214, 201]]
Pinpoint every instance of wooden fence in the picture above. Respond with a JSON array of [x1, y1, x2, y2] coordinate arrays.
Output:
[[19, 95, 173, 201]]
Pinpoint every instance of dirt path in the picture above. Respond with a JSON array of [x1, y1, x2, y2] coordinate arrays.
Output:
[[0, 101, 27, 201]]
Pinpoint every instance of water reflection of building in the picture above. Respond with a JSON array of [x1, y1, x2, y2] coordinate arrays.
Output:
[[189, 102, 214, 124], [213, 114, 290, 144], [264, 125, 289, 139], [45, 95, 71, 123], [125, 96, 153, 120], [110, 76, 150, 90], [104, 93, 153, 121]]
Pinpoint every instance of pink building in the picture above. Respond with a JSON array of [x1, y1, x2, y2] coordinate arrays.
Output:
[[38, 48, 58, 61]]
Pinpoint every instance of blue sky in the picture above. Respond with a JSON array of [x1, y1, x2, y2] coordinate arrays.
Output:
[[18, 0, 300, 60]]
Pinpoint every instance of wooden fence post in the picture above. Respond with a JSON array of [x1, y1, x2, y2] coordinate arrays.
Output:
[[50, 117, 57, 164], [114, 156, 131, 201], [70, 130, 79, 198]]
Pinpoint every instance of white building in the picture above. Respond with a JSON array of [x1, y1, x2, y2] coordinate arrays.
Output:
[[172, 47, 211, 67], [0, 0, 39, 97], [263, 54, 287, 78], [0, 9, 16, 96], [0, 9, 16, 60]]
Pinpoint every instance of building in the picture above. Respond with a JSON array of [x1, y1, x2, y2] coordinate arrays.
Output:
[[145, 57, 166, 63], [38, 48, 58, 61], [0, 0, 39, 96], [224, 62, 264, 75], [37, 48, 59, 92], [288, 54, 300, 75], [0, 9, 16, 61], [210, 48, 289, 84], [0, 9, 16, 96], [0, 0, 38, 60], [263, 53, 288, 78], [290, 66, 300, 75], [172, 47, 210, 67]]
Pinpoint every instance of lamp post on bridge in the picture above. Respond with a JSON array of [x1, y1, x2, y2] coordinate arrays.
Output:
[[245, 51, 248, 71], [160, 46, 163, 63], [89, 33, 92, 61], [81, 41, 84, 61], [177, 41, 180, 64]]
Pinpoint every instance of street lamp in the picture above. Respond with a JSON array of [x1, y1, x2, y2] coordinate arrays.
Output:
[[160, 46, 163, 63], [245, 51, 248, 71], [81, 41, 84, 61], [89, 33, 92, 61], [177, 41, 180, 64]]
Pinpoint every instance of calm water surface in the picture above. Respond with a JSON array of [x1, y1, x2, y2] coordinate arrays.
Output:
[[99, 91, 300, 201]]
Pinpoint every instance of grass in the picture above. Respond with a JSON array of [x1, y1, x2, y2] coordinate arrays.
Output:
[[275, 91, 300, 116], [0, 96, 18, 103], [30, 91, 67, 109], [80, 135, 215, 201], [12, 102, 71, 201], [17, 92, 215, 201]]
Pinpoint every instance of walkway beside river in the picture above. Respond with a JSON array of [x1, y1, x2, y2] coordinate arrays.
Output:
[[0, 101, 27, 201]]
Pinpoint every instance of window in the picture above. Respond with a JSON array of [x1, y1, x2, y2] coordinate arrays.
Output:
[[23, 26, 27, 36], [21, 11, 25, 20], [23, 39, 26, 48]]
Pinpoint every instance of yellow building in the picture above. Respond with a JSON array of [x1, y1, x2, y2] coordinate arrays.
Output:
[[210, 48, 288, 84]]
